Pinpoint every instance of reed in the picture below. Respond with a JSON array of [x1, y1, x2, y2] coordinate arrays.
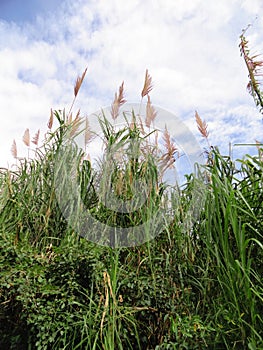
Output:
[[1, 36, 263, 348]]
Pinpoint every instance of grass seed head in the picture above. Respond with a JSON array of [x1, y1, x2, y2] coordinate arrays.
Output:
[[11, 139, 18, 159], [111, 81, 126, 120], [23, 128, 30, 147], [32, 130, 40, 146], [145, 94, 157, 127], [74, 67, 88, 98], [195, 111, 209, 139], [141, 69, 153, 98]]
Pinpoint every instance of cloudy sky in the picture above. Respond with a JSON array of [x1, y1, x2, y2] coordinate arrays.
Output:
[[0, 0, 263, 168]]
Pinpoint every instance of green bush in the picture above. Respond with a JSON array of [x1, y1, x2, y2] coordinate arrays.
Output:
[[1, 49, 263, 348]]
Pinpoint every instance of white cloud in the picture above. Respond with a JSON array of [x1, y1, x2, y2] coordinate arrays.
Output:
[[241, 0, 263, 15]]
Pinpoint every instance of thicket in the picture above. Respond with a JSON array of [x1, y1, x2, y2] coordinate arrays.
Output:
[[0, 31, 262, 349]]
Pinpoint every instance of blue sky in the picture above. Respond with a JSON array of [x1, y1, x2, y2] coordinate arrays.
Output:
[[0, 0, 62, 23], [0, 0, 263, 167]]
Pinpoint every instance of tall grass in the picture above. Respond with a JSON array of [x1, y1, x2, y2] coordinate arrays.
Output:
[[197, 149, 263, 348], [1, 36, 263, 349], [1, 120, 262, 349]]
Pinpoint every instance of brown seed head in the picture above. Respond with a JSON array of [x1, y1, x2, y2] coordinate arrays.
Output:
[[74, 67, 88, 97], [47, 109, 54, 129], [32, 130, 40, 146], [195, 111, 209, 139], [111, 81, 126, 120], [141, 69, 153, 98], [11, 139, 17, 158], [145, 95, 157, 127], [23, 128, 30, 147]]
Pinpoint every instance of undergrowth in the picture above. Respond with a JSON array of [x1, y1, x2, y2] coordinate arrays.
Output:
[[0, 30, 263, 349]]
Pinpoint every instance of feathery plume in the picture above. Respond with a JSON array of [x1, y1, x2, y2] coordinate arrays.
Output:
[[84, 117, 93, 146], [240, 33, 263, 110], [162, 125, 178, 165], [68, 68, 88, 118], [47, 109, 54, 129], [145, 95, 157, 127], [195, 111, 209, 139], [159, 125, 178, 178], [32, 130, 40, 146], [111, 81, 126, 120], [11, 140, 17, 159], [141, 69, 153, 98], [69, 110, 81, 137], [23, 128, 30, 147], [74, 67, 88, 97]]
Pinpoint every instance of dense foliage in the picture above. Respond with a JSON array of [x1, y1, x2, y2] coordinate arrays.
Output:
[[0, 32, 263, 350]]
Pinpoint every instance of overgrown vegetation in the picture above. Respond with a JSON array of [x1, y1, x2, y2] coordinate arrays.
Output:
[[0, 32, 262, 349]]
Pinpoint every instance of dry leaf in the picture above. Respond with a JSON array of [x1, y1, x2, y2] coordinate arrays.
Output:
[[23, 128, 30, 147]]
